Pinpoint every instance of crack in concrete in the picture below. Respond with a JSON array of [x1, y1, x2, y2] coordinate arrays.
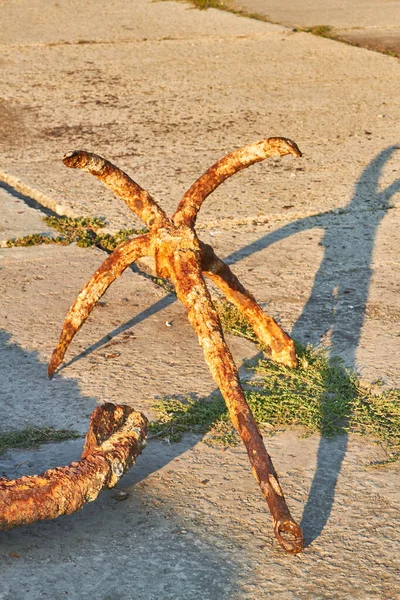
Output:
[[0, 30, 289, 51], [0, 169, 74, 218], [1, 166, 398, 238]]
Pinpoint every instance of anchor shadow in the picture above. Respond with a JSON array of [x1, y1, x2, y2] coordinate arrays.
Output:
[[224, 145, 400, 543]]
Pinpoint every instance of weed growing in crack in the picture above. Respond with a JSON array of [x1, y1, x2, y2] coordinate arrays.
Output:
[[152, 301, 400, 458], [162, 0, 271, 22], [6, 215, 147, 250], [0, 426, 81, 454], [297, 25, 335, 38]]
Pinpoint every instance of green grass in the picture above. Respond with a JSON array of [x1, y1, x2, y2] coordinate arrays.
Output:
[[6, 215, 147, 251], [164, 0, 271, 22], [297, 25, 335, 39], [215, 299, 258, 343], [0, 426, 81, 454], [151, 395, 235, 444], [5, 232, 67, 248], [151, 301, 400, 458], [186, 0, 228, 8]]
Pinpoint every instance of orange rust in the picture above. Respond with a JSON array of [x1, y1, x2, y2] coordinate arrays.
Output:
[[173, 137, 302, 227], [47, 137, 304, 553], [0, 404, 148, 531], [48, 234, 151, 377], [200, 241, 298, 368], [63, 151, 168, 231]]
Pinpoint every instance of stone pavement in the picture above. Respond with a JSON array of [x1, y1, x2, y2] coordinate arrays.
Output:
[[1, 0, 400, 598], [235, 0, 400, 55]]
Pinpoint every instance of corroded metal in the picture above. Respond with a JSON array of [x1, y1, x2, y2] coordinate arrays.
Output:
[[48, 234, 151, 377], [0, 404, 148, 531], [173, 137, 302, 227], [48, 137, 304, 553], [200, 241, 298, 368]]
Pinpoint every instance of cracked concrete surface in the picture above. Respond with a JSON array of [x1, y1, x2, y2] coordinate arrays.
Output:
[[0, 186, 55, 246], [234, 0, 400, 55], [1, 0, 400, 598]]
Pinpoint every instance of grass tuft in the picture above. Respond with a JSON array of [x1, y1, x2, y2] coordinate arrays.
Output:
[[215, 299, 258, 343], [164, 0, 271, 22], [152, 300, 400, 456], [186, 0, 226, 8], [6, 233, 67, 248], [150, 395, 235, 444], [6, 215, 147, 251], [298, 25, 335, 38], [0, 426, 81, 454]]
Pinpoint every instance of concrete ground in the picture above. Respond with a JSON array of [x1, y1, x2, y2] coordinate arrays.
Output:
[[1, 0, 400, 598], [234, 0, 400, 55]]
